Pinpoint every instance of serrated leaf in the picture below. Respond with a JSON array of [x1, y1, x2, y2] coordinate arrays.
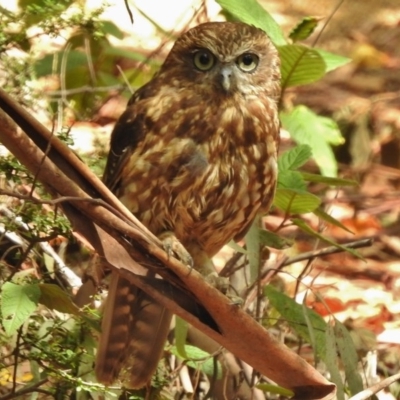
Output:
[[277, 170, 307, 191], [280, 106, 344, 176], [264, 285, 327, 359], [259, 229, 293, 249], [313, 208, 354, 234], [278, 45, 326, 88], [1, 282, 40, 335], [301, 172, 357, 186], [334, 321, 364, 395], [316, 48, 351, 72], [274, 188, 321, 214], [216, 0, 286, 46], [289, 17, 319, 42], [278, 144, 312, 171], [38, 284, 80, 315], [170, 345, 222, 379], [292, 218, 362, 259]]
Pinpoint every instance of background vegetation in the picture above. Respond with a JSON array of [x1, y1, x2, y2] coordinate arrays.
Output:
[[1, 0, 400, 399]]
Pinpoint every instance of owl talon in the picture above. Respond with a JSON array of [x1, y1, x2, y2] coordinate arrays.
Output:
[[159, 231, 194, 267], [205, 273, 229, 294]]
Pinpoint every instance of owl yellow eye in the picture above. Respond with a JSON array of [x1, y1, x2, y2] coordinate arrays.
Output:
[[236, 53, 259, 72], [193, 50, 215, 71]]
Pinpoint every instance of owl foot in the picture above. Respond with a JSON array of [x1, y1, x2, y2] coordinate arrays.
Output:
[[205, 273, 242, 304], [159, 231, 193, 267], [205, 272, 229, 294]]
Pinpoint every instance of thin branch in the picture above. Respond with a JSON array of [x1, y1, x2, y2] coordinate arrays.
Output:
[[349, 372, 400, 400], [282, 238, 373, 267], [0, 378, 50, 400]]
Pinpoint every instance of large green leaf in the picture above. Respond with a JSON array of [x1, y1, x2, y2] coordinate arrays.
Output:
[[278, 45, 326, 88], [280, 105, 344, 176], [277, 170, 307, 191], [264, 285, 327, 359], [325, 324, 345, 400], [316, 48, 350, 72], [1, 282, 40, 335], [274, 188, 321, 214], [334, 321, 364, 395], [216, 0, 286, 46], [278, 144, 312, 171]]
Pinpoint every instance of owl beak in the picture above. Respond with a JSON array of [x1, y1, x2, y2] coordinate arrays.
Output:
[[220, 66, 234, 92]]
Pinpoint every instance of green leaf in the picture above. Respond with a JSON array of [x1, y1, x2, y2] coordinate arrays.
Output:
[[245, 216, 261, 283], [289, 17, 319, 42], [99, 21, 124, 39], [175, 317, 189, 359], [301, 172, 357, 187], [33, 50, 88, 77], [277, 170, 307, 191], [259, 229, 293, 249], [216, 0, 286, 46], [256, 383, 294, 397], [278, 144, 312, 171], [228, 240, 247, 254], [170, 345, 222, 379], [316, 48, 351, 72], [313, 208, 354, 234], [278, 45, 326, 88], [38, 284, 80, 315], [1, 282, 40, 335], [280, 106, 344, 176], [334, 321, 364, 395], [325, 324, 345, 400], [292, 218, 362, 258], [264, 285, 327, 359], [274, 188, 321, 214]]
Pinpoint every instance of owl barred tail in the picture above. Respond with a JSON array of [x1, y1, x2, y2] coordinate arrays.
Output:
[[95, 272, 172, 388]]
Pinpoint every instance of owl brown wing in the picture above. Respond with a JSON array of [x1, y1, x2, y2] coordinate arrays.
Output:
[[102, 87, 151, 191]]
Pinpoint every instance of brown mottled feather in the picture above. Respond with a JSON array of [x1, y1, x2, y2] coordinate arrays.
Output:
[[96, 21, 281, 388]]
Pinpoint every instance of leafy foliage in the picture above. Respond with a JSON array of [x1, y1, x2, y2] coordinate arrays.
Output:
[[281, 106, 344, 177]]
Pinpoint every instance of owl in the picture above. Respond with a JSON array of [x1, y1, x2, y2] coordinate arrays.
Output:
[[95, 21, 281, 388]]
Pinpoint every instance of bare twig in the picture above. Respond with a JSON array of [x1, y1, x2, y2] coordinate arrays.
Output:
[[0, 379, 50, 400], [348, 372, 400, 400], [282, 238, 373, 267]]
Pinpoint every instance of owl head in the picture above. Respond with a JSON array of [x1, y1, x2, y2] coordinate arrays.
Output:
[[159, 22, 281, 101]]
